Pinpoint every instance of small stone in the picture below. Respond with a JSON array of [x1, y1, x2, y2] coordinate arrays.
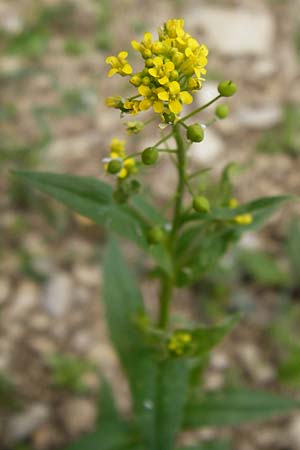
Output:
[[9, 281, 39, 319], [30, 338, 56, 357], [59, 398, 96, 435], [204, 371, 224, 391], [210, 351, 229, 371], [5, 403, 50, 444], [290, 414, 300, 450], [41, 273, 72, 317], [0, 277, 11, 305], [236, 106, 282, 130], [32, 424, 63, 450], [73, 265, 100, 288], [237, 343, 275, 384]]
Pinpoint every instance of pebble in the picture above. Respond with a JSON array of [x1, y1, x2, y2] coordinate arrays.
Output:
[[8, 281, 39, 319], [5, 403, 50, 444], [237, 343, 275, 384], [0, 277, 11, 305], [41, 273, 72, 317], [289, 414, 300, 450], [59, 398, 97, 435]]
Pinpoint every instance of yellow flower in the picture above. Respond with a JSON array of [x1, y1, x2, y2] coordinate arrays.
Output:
[[118, 158, 137, 179], [148, 57, 174, 85], [157, 81, 193, 114], [105, 51, 133, 77], [124, 99, 141, 115], [131, 32, 153, 58], [168, 331, 192, 356], [105, 96, 124, 109], [138, 85, 164, 113], [234, 214, 253, 225], [110, 138, 125, 158]]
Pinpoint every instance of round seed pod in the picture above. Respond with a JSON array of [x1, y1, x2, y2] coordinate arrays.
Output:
[[107, 159, 122, 174], [147, 226, 164, 244], [218, 80, 237, 97], [193, 196, 210, 213], [141, 147, 159, 165], [186, 123, 204, 142], [215, 104, 229, 119]]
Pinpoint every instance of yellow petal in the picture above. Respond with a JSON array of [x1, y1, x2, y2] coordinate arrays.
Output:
[[157, 89, 169, 101], [168, 81, 180, 95], [148, 68, 158, 77], [131, 40, 140, 51], [122, 64, 132, 74], [153, 56, 163, 67], [118, 168, 128, 179], [158, 76, 169, 85], [164, 61, 174, 72], [144, 32, 152, 45], [140, 99, 152, 110], [153, 101, 164, 113], [138, 85, 151, 96], [108, 68, 118, 77], [180, 91, 193, 105], [118, 51, 128, 59], [105, 56, 118, 65], [169, 99, 182, 114]]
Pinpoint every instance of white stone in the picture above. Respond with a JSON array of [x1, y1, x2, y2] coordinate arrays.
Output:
[[9, 281, 39, 318], [187, 6, 274, 57], [5, 404, 50, 444], [236, 105, 282, 130], [188, 128, 224, 165], [41, 273, 72, 317]]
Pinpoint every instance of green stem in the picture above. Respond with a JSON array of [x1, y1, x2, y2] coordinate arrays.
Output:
[[170, 123, 186, 242], [179, 94, 221, 123], [157, 124, 186, 330]]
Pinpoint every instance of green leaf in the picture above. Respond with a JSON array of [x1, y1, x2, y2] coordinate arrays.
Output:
[[97, 377, 121, 425], [190, 317, 238, 357], [12, 171, 172, 275], [286, 218, 300, 285], [155, 359, 188, 450], [63, 422, 132, 450], [184, 389, 300, 428], [103, 239, 156, 447], [238, 250, 288, 287]]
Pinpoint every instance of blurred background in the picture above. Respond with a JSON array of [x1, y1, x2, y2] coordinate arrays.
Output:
[[1, 0, 300, 448]]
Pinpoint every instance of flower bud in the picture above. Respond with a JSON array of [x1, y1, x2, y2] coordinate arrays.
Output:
[[193, 196, 210, 213], [147, 226, 164, 244], [130, 75, 142, 86], [215, 104, 229, 119], [107, 159, 122, 174], [218, 80, 237, 97], [141, 147, 159, 165], [186, 123, 204, 142]]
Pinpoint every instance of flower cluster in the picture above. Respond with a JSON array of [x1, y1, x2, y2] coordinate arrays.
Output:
[[103, 138, 137, 179], [168, 330, 192, 356], [105, 19, 208, 121]]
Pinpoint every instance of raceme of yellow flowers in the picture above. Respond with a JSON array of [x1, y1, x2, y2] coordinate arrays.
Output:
[[105, 19, 208, 119]]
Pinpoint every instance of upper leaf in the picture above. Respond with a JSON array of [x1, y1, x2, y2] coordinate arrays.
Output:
[[184, 388, 300, 428]]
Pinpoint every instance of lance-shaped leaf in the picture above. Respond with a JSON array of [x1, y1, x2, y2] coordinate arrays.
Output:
[[184, 389, 300, 428], [103, 239, 156, 447], [154, 358, 188, 450]]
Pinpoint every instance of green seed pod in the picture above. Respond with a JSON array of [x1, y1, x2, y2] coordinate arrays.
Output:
[[147, 226, 164, 245], [141, 147, 159, 165], [218, 80, 237, 97], [107, 159, 122, 174], [193, 196, 210, 213], [215, 104, 229, 119], [186, 123, 204, 142]]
